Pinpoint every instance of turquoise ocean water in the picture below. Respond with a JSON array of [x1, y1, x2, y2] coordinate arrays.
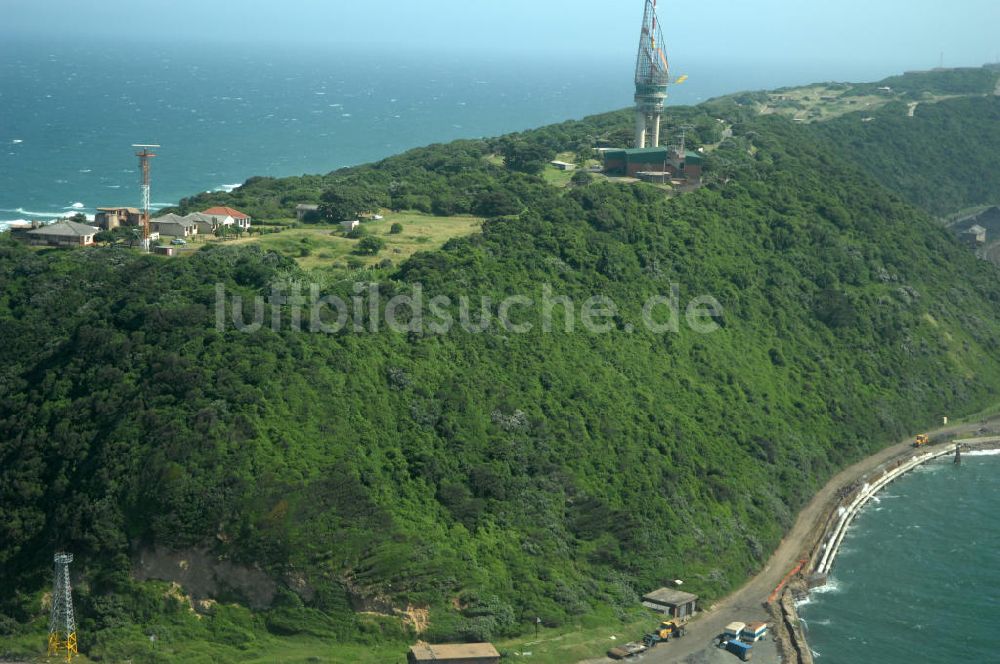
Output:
[[0, 38, 908, 226], [799, 452, 1000, 662]]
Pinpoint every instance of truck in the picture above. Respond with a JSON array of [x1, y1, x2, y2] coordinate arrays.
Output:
[[643, 619, 687, 647], [913, 433, 930, 447], [725, 639, 753, 661]]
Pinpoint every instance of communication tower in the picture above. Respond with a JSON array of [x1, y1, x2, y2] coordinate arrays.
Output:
[[132, 144, 159, 252], [634, 0, 671, 148], [47, 553, 77, 662]]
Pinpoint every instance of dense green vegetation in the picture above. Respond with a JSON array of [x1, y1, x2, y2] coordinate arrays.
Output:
[[813, 96, 1000, 215], [3, 69, 1000, 662]]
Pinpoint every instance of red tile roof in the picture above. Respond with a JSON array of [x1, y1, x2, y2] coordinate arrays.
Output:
[[202, 206, 249, 219]]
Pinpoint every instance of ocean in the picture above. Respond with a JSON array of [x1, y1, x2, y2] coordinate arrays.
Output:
[[0, 39, 914, 226], [799, 452, 1000, 662]]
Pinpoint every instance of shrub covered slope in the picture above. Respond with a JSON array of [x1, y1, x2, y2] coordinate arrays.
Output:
[[2, 70, 1000, 660]]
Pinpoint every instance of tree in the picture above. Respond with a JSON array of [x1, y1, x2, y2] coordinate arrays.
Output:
[[571, 170, 594, 186], [499, 140, 555, 174], [319, 186, 386, 223], [473, 191, 522, 217], [354, 236, 385, 256], [389, 223, 404, 235]]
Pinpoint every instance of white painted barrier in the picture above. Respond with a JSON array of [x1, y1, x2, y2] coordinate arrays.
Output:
[[814, 446, 956, 576]]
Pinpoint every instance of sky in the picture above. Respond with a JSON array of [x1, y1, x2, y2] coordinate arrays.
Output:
[[2, 0, 999, 76]]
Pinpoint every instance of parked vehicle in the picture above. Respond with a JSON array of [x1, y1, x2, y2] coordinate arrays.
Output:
[[724, 621, 746, 641], [725, 639, 753, 661], [607, 641, 648, 659], [643, 620, 686, 647], [171, 238, 187, 245]]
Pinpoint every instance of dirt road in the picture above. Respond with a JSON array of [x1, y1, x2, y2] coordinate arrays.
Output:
[[583, 415, 1000, 664]]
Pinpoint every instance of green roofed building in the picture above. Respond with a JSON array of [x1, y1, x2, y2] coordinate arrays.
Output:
[[603, 147, 703, 183]]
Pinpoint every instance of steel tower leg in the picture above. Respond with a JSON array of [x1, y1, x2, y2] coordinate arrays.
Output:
[[651, 114, 662, 147]]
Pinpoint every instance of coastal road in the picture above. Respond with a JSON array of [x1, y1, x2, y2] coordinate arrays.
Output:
[[580, 414, 1000, 664]]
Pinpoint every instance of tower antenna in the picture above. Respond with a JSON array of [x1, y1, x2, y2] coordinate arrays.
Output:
[[132, 144, 159, 252], [634, 0, 671, 148], [48, 553, 77, 662]]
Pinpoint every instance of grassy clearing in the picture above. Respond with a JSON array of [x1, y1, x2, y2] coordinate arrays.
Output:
[[219, 211, 482, 270], [0, 610, 653, 664]]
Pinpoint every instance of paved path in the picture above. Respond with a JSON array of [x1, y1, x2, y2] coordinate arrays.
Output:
[[581, 414, 1000, 664]]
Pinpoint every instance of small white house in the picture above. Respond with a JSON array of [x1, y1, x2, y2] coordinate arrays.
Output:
[[341, 220, 360, 232], [202, 206, 251, 230]]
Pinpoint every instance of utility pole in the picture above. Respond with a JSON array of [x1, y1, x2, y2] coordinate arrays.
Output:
[[633, 0, 671, 148], [132, 144, 159, 252], [48, 553, 77, 663]]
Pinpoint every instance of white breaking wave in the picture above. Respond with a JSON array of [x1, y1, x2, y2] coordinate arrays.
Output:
[[810, 577, 842, 595], [11, 139, 23, 144], [214, 184, 241, 193], [4, 207, 74, 219], [965, 449, 1000, 457]]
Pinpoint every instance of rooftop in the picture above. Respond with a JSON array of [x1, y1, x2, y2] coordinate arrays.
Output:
[[203, 206, 249, 219], [408, 643, 500, 661], [642, 587, 699, 606], [27, 220, 99, 237], [97, 207, 140, 213], [153, 214, 197, 228]]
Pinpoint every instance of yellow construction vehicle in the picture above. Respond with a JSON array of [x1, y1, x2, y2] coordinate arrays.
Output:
[[913, 434, 930, 448]]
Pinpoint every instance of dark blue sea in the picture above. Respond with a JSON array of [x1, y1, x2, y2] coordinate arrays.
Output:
[[799, 452, 1000, 663], [0, 39, 907, 225]]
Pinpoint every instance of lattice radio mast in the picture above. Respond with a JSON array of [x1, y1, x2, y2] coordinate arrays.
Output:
[[132, 144, 159, 252], [47, 552, 77, 662]]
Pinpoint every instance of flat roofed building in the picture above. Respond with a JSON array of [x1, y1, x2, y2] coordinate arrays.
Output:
[[641, 588, 699, 619], [95, 207, 141, 230], [603, 147, 704, 182], [407, 643, 501, 664]]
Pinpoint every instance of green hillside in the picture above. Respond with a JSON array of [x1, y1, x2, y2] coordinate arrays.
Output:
[[3, 70, 1000, 662]]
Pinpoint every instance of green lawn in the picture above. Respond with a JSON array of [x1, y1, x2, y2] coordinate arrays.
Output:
[[0, 612, 654, 664], [222, 211, 482, 270]]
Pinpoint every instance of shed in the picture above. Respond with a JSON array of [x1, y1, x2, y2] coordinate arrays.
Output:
[[965, 224, 987, 245], [641, 588, 699, 619], [407, 643, 501, 664], [550, 160, 577, 171], [295, 204, 320, 221], [341, 219, 360, 232]]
